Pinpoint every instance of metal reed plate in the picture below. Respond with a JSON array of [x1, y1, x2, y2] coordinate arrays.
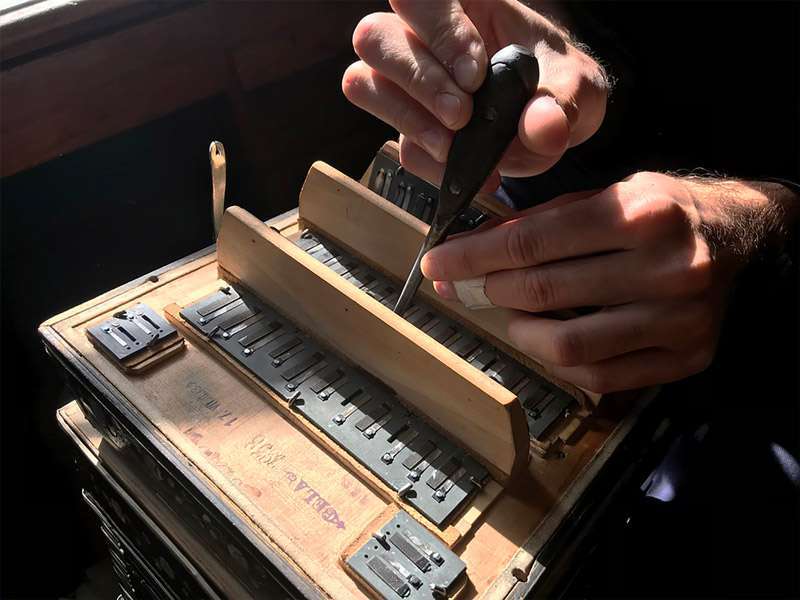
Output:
[[347, 510, 466, 599], [181, 286, 490, 528]]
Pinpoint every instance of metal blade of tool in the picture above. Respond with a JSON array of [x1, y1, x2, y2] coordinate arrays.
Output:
[[393, 45, 540, 315]]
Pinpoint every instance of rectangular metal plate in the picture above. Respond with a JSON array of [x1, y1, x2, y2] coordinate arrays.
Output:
[[181, 287, 489, 527], [295, 232, 577, 443], [87, 303, 178, 362], [347, 510, 466, 599], [367, 152, 488, 234]]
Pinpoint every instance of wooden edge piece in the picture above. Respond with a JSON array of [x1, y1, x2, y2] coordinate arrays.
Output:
[[297, 160, 599, 409], [216, 206, 528, 483]]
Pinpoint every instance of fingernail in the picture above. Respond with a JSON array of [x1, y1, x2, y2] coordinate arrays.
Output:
[[419, 129, 446, 162], [453, 55, 479, 91], [435, 92, 462, 128], [433, 280, 457, 301], [420, 251, 439, 280]]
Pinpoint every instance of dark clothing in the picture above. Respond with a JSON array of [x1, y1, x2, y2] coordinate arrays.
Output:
[[502, 3, 799, 597]]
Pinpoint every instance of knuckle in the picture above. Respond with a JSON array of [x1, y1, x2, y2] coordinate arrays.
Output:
[[676, 244, 714, 296], [341, 62, 367, 101], [504, 221, 542, 267], [685, 345, 715, 374], [550, 328, 585, 366], [352, 13, 383, 56], [584, 368, 614, 394], [518, 269, 556, 310]]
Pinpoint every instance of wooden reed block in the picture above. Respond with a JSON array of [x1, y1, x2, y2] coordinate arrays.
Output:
[[216, 207, 529, 483], [297, 161, 600, 408]]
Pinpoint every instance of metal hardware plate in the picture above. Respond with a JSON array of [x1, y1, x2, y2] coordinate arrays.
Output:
[[87, 303, 179, 362], [368, 152, 489, 234], [347, 510, 466, 599], [181, 287, 489, 527], [295, 232, 576, 443]]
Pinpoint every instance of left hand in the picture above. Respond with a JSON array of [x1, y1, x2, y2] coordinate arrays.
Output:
[[421, 172, 795, 392]]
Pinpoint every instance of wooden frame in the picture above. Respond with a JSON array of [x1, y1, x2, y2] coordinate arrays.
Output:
[[216, 206, 529, 483]]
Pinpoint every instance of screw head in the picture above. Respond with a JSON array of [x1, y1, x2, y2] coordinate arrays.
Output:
[[243, 348, 252, 356], [381, 453, 393, 464], [222, 331, 230, 339], [272, 358, 282, 366], [434, 489, 446, 501], [286, 382, 297, 391], [199, 318, 207, 325], [448, 181, 462, 195], [408, 470, 420, 482], [333, 414, 344, 425]]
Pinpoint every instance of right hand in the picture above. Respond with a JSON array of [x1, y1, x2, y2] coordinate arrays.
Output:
[[342, 0, 610, 189]]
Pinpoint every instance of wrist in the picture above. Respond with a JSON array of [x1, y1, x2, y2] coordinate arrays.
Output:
[[680, 176, 797, 266]]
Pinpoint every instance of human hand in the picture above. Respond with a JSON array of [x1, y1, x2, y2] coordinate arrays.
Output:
[[342, 0, 609, 190], [421, 173, 796, 392]]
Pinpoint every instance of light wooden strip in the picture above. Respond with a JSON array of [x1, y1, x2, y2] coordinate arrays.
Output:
[[297, 161, 599, 407], [216, 206, 529, 483]]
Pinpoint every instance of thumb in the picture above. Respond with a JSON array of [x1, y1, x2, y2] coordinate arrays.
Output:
[[517, 93, 571, 159]]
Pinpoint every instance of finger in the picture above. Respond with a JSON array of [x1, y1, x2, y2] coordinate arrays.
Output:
[[389, 0, 488, 92], [421, 185, 636, 281], [540, 347, 706, 394], [398, 134, 500, 192], [516, 93, 570, 158], [353, 12, 473, 130], [506, 300, 711, 367], [483, 250, 658, 312], [342, 62, 452, 162]]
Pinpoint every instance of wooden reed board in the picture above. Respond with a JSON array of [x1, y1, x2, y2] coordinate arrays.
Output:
[[216, 206, 529, 483], [57, 401, 252, 600], [50, 263, 382, 600], [163, 294, 494, 547], [297, 161, 597, 408], [41, 248, 631, 599]]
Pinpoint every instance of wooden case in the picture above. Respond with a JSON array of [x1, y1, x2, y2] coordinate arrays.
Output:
[[42, 145, 663, 599]]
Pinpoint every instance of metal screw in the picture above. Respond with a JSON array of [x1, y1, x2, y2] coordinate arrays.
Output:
[[319, 390, 330, 400], [286, 382, 297, 391], [199, 318, 207, 325], [430, 552, 443, 565], [243, 348, 252, 356], [222, 332, 230, 339], [483, 106, 498, 121], [407, 470, 421, 482], [434, 489, 446, 502], [272, 358, 282, 366], [397, 482, 413, 499], [333, 414, 345, 425], [408, 575, 422, 588], [381, 452, 393, 464], [448, 181, 462, 195]]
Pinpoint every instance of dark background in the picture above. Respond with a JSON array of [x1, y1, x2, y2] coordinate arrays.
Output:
[[2, 2, 798, 598]]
